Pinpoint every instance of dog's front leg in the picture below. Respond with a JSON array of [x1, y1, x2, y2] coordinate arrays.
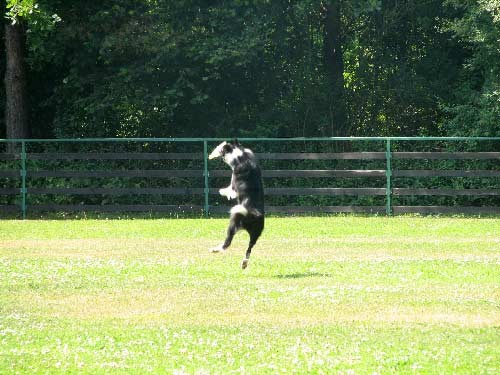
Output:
[[219, 186, 238, 200]]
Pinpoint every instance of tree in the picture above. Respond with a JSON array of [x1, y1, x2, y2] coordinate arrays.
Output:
[[33, 1, 282, 138], [322, 0, 348, 136], [0, 1, 5, 139], [4, 0, 29, 145], [2, 0, 59, 144], [3, 0, 498, 140], [443, 0, 500, 136], [343, 0, 462, 136]]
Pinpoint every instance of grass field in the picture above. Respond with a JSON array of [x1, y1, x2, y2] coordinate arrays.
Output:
[[0, 216, 499, 374]]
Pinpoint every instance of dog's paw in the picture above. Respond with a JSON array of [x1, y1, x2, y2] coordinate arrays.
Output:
[[210, 245, 225, 253], [241, 259, 249, 269], [219, 187, 237, 200], [218, 187, 230, 196]]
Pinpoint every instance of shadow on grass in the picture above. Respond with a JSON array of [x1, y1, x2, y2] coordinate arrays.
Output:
[[275, 272, 332, 279]]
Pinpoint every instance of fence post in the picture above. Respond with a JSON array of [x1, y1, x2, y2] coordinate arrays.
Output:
[[20, 141, 27, 219], [385, 139, 392, 216], [203, 140, 210, 217]]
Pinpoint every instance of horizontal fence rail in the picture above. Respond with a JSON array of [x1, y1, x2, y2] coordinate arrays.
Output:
[[0, 137, 499, 218]]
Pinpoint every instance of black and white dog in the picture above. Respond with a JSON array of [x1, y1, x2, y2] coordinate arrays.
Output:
[[208, 140, 264, 269]]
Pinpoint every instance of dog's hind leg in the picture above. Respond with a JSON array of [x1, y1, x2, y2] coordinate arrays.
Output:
[[240, 241, 255, 269], [241, 230, 262, 269], [240, 217, 264, 269]]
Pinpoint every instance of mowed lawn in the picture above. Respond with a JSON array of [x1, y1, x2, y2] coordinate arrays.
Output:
[[0, 216, 499, 374]]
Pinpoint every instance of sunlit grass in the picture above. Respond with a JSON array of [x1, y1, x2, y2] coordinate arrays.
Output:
[[1, 216, 499, 374]]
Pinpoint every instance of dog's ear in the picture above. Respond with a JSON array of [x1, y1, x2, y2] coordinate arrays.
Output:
[[222, 142, 233, 154], [232, 138, 241, 146]]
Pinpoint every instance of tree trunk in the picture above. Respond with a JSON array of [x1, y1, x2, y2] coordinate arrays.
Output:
[[323, 0, 348, 137], [4, 20, 29, 152]]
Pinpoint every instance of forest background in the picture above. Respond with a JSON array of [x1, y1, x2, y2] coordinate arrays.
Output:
[[2, 0, 500, 140]]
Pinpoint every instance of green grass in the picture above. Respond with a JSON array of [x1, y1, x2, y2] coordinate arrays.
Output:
[[0, 216, 499, 374]]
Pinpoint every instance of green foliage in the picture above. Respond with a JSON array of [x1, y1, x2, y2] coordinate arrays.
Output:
[[2, 0, 500, 138], [442, 0, 500, 136], [5, 0, 36, 21], [6, 0, 60, 53]]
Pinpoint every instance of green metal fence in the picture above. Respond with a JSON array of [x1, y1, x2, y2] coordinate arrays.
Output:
[[1, 137, 499, 218]]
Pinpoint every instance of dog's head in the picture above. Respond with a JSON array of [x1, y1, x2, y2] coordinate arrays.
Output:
[[208, 140, 243, 166]]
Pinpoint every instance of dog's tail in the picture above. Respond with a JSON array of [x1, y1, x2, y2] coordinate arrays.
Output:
[[230, 204, 248, 216], [230, 204, 263, 218]]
